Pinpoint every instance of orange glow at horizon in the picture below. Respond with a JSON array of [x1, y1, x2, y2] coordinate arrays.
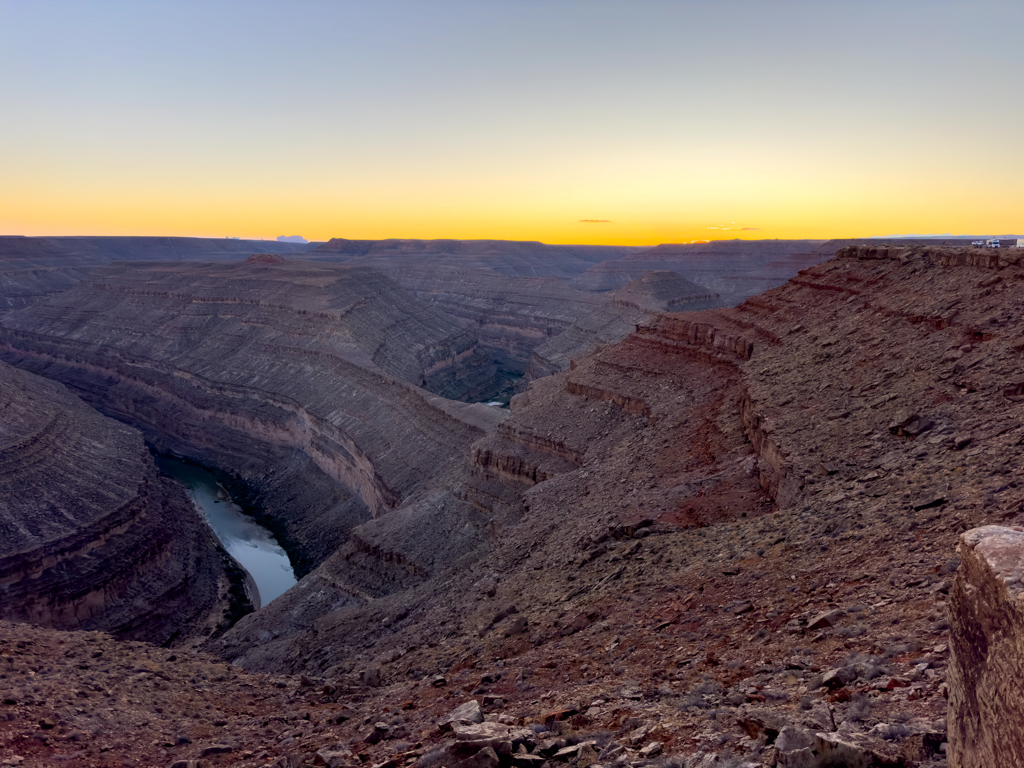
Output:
[[2, 4, 1022, 246], [3, 170, 1021, 246]]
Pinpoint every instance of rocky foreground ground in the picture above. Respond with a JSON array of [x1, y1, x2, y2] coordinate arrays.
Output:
[[3, 243, 1024, 767]]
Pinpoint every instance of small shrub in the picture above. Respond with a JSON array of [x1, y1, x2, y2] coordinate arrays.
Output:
[[680, 693, 706, 710], [846, 692, 872, 722], [837, 623, 868, 638], [876, 723, 912, 740]]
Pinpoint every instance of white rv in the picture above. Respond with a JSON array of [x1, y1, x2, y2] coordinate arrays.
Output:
[[1017, 239, 1024, 248], [986, 238, 1001, 249]]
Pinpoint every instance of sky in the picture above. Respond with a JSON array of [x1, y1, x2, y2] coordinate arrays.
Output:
[[1, 1, 1022, 245]]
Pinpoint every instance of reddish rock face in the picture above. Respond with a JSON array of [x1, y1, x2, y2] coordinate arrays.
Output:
[[949, 526, 1024, 768]]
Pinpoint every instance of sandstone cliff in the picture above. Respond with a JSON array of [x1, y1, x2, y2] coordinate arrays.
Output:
[[0, 360, 244, 645]]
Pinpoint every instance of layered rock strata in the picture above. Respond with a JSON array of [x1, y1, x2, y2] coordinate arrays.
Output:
[[306, 238, 643, 278], [359, 266, 723, 388], [570, 239, 831, 303], [213, 244, 1023, 767], [0, 235, 313, 270], [948, 526, 1024, 768], [0, 236, 315, 314], [0, 259, 498, 577], [5, 243, 1024, 766], [0, 360, 242, 645], [607, 270, 721, 313]]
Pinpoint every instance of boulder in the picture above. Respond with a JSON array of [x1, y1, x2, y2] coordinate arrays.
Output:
[[452, 746, 500, 768], [315, 745, 359, 768], [639, 742, 662, 758], [813, 732, 904, 766], [361, 666, 381, 688], [441, 700, 484, 729], [452, 722, 533, 755], [821, 666, 857, 689], [775, 726, 815, 753], [948, 526, 1024, 767], [807, 609, 843, 631]]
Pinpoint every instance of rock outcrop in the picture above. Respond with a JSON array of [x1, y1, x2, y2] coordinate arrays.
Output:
[[0, 360, 244, 645], [608, 270, 722, 313], [948, 526, 1024, 768]]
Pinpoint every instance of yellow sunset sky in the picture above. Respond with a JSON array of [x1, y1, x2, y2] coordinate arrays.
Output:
[[2, 1, 1022, 245]]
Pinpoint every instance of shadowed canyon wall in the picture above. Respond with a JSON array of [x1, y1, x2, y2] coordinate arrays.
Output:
[[0, 360, 245, 646], [0, 259, 502, 579]]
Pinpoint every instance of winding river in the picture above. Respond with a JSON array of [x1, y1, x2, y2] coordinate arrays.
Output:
[[156, 456, 296, 609]]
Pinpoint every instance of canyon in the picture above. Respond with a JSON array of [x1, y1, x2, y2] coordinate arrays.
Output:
[[0, 359, 246, 646], [1, 237, 1023, 767]]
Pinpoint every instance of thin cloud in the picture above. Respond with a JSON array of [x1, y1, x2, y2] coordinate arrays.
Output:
[[579, 219, 612, 223], [707, 223, 760, 231]]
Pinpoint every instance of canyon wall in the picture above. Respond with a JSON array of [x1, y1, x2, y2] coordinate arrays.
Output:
[[305, 237, 643, 278], [345, 265, 724, 388], [0, 236, 316, 314], [213, 242, 1024, 768], [0, 360, 243, 645], [0, 235, 314, 269], [0, 259, 499, 577], [570, 239, 831, 303]]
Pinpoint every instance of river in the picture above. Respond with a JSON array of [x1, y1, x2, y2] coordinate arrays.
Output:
[[155, 456, 296, 609]]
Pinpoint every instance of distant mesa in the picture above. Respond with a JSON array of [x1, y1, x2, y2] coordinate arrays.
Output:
[[277, 235, 308, 244]]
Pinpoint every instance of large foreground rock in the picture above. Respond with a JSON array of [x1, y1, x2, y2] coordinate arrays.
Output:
[[948, 525, 1024, 768]]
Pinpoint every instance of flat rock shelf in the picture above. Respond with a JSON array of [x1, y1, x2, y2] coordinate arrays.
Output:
[[155, 455, 296, 609]]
